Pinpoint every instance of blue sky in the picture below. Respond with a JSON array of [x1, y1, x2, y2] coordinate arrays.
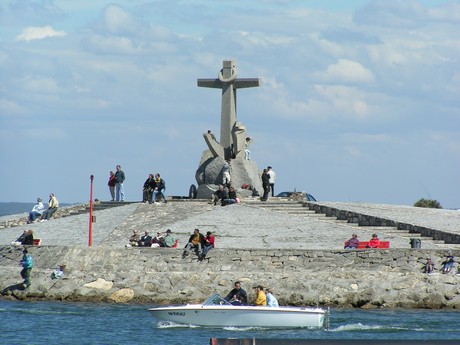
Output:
[[1, 0, 459, 208]]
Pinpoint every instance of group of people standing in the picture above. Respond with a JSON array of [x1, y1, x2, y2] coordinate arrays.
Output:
[[108, 165, 125, 202], [261, 166, 276, 201], [108, 165, 168, 204]]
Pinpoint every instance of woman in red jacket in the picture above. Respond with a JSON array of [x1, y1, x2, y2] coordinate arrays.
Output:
[[367, 234, 380, 248], [200, 231, 215, 260]]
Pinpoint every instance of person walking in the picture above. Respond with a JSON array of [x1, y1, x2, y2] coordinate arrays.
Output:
[[108, 171, 116, 201], [267, 166, 276, 197], [20, 249, 33, 289], [115, 164, 125, 202]]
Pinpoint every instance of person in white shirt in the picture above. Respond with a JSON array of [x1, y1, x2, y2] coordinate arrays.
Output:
[[28, 198, 45, 223], [266, 288, 279, 307], [267, 166, 276, 197]]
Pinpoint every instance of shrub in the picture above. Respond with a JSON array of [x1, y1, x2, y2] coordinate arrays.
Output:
[[413, 198, 442, 209]]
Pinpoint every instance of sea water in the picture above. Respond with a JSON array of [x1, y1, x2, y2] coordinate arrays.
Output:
[[0, 300, 459, 344]]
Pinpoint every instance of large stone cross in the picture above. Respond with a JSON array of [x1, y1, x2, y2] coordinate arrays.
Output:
[[197, 60, 260, 160]]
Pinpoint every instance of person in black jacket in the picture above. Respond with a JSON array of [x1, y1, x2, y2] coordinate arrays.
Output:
[[152, 173, 167, 203], [261, 168, 270, 201], [182, 228, 204, 259], [224, 281, 248, 305], [22, 230, 34, 245], [142, 174, 155, 203]]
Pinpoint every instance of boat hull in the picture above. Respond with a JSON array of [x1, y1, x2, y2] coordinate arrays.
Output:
[[149, 305, 325, 328]]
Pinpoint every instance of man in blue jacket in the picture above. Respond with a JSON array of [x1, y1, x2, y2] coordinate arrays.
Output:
[[20, 249, 33, 288]]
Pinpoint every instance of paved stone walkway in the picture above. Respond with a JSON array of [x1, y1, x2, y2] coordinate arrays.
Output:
[[0, 200, 459, 250]]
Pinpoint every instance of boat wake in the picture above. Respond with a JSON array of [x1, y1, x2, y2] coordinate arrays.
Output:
[[331, 323, 423, 332]]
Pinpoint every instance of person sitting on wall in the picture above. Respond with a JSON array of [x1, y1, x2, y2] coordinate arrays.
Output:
[[152, 173, 167, 203], [211, 185, 227, 206], [12, 230, 28, 245], [200, 231, 215, 260], [366, 234, 380, 248], [424, 258, 435, 274], [138, 231, 152, 247], [162, 229, 176, 248], [28, 198, 45, 223], [22, 230, 34, 245], [442, 252, 455, 274], [222, 186, 237, 206], [182, 228, 204, 259], [151, 231, 164, 248], [142, 174, 155, 203], [127, 230, 140, 247], [344, 234, 360, 249], [41, 193, 59, 222]]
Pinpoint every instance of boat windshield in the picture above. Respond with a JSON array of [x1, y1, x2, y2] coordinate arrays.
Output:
[[202, 294, 233, 306]]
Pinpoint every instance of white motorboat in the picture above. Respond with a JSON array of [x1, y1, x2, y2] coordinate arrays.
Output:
[[149, 294, 328, 329]]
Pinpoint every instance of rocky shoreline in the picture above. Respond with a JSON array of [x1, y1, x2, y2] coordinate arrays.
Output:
[[1, 245, 459, 309]]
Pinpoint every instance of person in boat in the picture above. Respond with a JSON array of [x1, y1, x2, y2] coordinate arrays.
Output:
[[366, 234, 380, 248], [265, 288, 279, 307], [442, 252, 455, 274], [182, 228, 204, 259], [224, 281, 248, 306], [254, 285, 267, 306], [344, 233, 359, 249]]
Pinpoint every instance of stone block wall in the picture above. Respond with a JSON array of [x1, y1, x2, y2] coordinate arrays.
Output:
[[306, 203, 460, 244], [1, 246, 458, 308]]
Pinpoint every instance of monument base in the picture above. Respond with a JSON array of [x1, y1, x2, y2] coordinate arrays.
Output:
[[195, 150, 262, 199]]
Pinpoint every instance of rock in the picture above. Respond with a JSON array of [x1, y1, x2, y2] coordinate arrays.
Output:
[[109, 288, 134, 303], [84, 278, 113, 290]]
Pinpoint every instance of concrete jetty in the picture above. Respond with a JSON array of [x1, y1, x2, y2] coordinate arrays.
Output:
[[1, 198, 459, 308]]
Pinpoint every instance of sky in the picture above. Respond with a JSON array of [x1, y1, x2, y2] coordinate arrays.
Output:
[[0, 0, 459, 208]]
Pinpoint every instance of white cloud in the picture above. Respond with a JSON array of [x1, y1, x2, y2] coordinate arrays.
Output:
[[315, 84, 370, 119], [15, 25, 66, 41], [324, 59, 375, 84]]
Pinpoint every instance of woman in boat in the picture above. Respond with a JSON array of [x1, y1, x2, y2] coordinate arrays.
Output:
[[265, 288, 279, 307], [254, 286, 267, 306]]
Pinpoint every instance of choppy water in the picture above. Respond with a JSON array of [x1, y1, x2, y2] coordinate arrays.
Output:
[[0, 300, 459, 344]]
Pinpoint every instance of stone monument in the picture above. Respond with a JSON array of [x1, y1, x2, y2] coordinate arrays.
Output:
[[195, 60, 263, 199]]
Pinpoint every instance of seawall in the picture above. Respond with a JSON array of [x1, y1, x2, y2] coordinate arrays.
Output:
[[1, 245, 459, 309]]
